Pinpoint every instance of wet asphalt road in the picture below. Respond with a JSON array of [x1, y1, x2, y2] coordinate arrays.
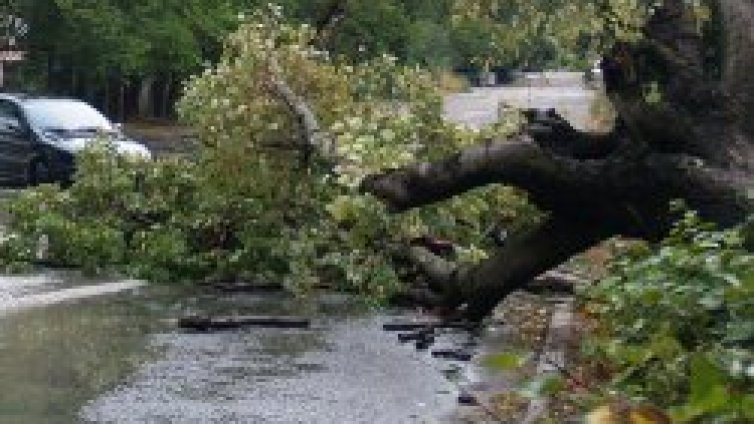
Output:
[[0, 280, 464, 424]]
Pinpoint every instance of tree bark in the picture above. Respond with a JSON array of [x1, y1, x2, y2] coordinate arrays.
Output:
[[137, 76, 155, 119], [161, 74, 172, 119], [103, 76, 110, 118], [266, 56, 336, 159], [408, 217, 610, 320], [720, 0, 754, 130], [119, 80, 126, 124]]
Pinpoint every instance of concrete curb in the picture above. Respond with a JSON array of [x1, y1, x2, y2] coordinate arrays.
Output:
[[521, 297, 575, 424]]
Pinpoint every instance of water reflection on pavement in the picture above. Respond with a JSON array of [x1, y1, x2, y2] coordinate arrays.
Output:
[[0, 283, 460, 424]]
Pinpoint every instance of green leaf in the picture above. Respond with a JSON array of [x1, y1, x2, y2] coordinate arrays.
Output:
[[724, 320, 754, 343], [518, 375, 565, 398], [688, 354, 727, 412], [742, 394, 754, 419], [648, 333, 683, 360], [481, 352, 526, 370]]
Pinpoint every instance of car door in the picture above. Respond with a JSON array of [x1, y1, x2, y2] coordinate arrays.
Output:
[[0, 100, 34, 185]]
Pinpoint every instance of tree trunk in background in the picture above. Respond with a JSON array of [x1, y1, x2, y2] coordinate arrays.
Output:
[[360, 0, 754, 320], [46, 55, 54, 93], [69, 68, 77, 97], [119, 81, 126, 124], [720, 0, 754, 138], [161, 73, 172, 119], [84, 76, 95, 107], [137, 76, 155, 119], [103, 77, 111, 118]]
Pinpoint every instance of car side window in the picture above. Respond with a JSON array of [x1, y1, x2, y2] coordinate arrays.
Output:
[[0, 100, 24, 135]]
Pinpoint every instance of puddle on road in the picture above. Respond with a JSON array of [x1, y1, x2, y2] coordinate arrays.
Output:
[[0, 284, 170, 424], [0, 284, 464, 424]]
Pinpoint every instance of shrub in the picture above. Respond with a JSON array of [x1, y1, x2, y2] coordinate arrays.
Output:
[[580, 208, 754, 422], [0, 5, 534, 301]]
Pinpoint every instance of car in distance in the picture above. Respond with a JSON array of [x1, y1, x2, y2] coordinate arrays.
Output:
[[0, 93, 151, 186]]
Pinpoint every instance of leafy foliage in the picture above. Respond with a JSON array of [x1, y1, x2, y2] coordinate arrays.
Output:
[[12, 0, 708, 93], [177, 5, 537, 295], [0, 7, 535, 301], [12, 0, 257, 91], [579, 208, 754, 422]]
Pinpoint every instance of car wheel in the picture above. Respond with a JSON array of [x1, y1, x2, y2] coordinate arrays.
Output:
[[29, 160, 52, 186]]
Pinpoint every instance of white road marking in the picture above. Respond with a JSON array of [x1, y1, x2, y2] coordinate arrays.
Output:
[[1, 279, 145, 315]]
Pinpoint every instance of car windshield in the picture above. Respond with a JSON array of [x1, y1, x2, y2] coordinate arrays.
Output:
[[23, 99, 114, 132]]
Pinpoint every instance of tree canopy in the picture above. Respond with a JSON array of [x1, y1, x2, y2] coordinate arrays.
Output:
[[5, 0, 685, 90], [11, 0, 254, 83]]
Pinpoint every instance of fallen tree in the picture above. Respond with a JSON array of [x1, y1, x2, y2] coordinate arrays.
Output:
[[1, 2, 749, 321], [265, 0, 752, 319], [356, 0, 753, 319]]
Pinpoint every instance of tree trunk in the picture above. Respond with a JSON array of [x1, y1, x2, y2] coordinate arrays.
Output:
[[720, 0, 754, 138], [119, 81, 126, 124], [408, 217, 610, 320], [70, 68, 78, 97], [161, 73, 172, 119], [84, 76, 95, 107], [104, 77, 110, 118], [360, 0, 754, 319], [137, 76, 155, 119]]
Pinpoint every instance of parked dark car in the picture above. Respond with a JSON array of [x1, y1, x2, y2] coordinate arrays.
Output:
[[0, 93, 151, 186]]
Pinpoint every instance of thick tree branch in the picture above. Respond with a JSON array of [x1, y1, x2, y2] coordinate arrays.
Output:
[[401, 216, 610, 321], [643, 154, 754, 226], [361, 135, 613, 213], [523, 108, 621, 158], [457, 217, 609, 320], [372, 139, 752, 319], [406, 246, 456, 293], [266, 57, 335, 158]]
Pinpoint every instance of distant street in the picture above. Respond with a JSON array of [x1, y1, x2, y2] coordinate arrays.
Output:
[[444, 72, 602, 130]]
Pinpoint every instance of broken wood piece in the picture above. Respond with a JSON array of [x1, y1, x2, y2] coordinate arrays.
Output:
[[457, 392, 478, 405], [415, 336, 435, 351], [179, 315, 311, 331], [397, 331, 431, 343], [431, 349, 473, 362], [211, 282, 283, 293], [382, 320, 474, 332]]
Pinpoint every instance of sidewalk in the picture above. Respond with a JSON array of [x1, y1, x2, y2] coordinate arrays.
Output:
[[449, 276, 585, 423]]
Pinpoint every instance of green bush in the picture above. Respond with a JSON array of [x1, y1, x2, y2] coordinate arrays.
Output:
[[0, 7, 535, 301], [580, 208, 754, 422]]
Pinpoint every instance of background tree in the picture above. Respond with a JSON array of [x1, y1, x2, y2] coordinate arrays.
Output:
[[6, 0, 606, 116], [11, 0, 257, 119]]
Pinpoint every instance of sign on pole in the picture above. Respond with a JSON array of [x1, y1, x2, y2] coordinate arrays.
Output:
[[0, 50, 25, 62], [0, 50, 26, 87]]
